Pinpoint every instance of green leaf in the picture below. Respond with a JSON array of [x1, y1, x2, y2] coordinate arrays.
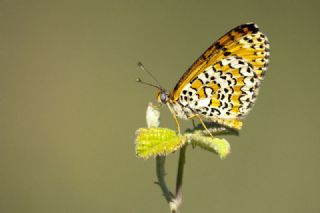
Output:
[[188, 135, 231, 159], [135, 128, 186, 159]]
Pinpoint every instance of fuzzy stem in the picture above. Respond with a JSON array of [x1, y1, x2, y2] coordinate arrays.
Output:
[[147, 102, 189, 212], [174, 145, 187, 211], [156, 156, 175, 206], [146, 103, 177, 212]]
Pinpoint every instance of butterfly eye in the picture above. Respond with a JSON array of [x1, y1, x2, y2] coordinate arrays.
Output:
[[160, 91, 168, 104]]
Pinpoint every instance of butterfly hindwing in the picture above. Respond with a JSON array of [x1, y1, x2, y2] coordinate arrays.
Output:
[[177, 56, 260, 129]]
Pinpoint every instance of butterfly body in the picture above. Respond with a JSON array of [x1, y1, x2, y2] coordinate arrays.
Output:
[[156, 23, 270, 131]]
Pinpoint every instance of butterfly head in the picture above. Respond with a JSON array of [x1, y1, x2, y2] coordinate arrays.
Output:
[[156, 89, 169, 104]]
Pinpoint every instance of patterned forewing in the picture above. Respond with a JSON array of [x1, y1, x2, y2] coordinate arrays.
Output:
[[172, 23, 270, 101]]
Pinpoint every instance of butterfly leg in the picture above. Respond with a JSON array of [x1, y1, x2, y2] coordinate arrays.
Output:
[[188, 114, 214, 138], [166, 103, 181, 135]]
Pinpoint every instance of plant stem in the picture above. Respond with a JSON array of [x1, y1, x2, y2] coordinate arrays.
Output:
[[148, 102, 188, 212], [155, 156, 175, 204], [174, 144, 187, 211]]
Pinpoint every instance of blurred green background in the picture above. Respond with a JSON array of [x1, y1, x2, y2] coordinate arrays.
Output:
[[1, 0, 319, 212]]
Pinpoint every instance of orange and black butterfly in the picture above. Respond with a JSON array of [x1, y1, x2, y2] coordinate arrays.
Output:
[[138, 23, 270, 134]]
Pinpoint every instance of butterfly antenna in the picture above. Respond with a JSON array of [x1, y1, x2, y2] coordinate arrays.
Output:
[[137, 62, 163, 89], [136, 78, 162, 90]]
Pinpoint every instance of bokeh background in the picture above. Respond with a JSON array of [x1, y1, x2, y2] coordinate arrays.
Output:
[[1, 0, 319, 212]]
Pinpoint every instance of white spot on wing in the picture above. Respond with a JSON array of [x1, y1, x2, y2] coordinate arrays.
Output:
[[205, 87, 213, 96], [197, 99, 210, 107]]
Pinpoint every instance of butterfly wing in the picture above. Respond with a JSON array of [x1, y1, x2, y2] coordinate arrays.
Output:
[[171, 23, 270, 101], [178, 56, 260, 129], [171, 23, 270, 129]]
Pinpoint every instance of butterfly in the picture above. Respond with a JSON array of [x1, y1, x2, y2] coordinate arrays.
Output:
[[139, 23, 270, 135]]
